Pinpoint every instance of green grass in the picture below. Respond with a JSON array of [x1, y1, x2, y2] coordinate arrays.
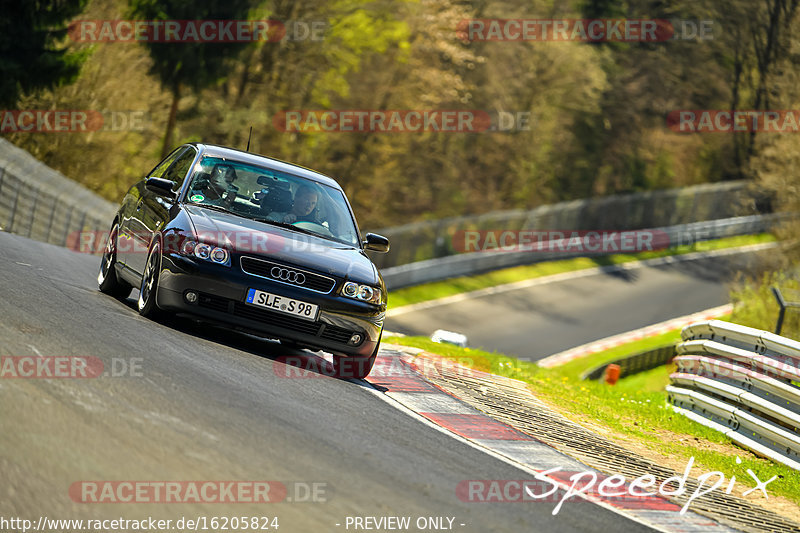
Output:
[[730, 270, 800, 340], [389, 233, 776, 309], [384, 331, 800, 506]]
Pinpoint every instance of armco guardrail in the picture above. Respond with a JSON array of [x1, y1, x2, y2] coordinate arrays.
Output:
[[381, 213, 788, 289], [0, 138, 785, 284], [369, 180, 769, 269], [0, 138, 117, 247], [668, 320, 800, 471], [582, 344, 675, 381]]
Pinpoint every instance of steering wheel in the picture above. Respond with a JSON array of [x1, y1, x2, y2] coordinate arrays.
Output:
[[292, 220, 334, 238]]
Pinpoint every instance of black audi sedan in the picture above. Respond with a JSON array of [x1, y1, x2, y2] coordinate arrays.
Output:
[[98, 143, 390, 379]]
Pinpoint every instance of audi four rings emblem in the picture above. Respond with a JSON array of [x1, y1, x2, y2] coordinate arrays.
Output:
[[271, 266, 306, 285]]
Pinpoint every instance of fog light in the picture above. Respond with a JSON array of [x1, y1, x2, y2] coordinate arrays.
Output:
[[349, 333, 363, 345], [185, 291, 198, 304]]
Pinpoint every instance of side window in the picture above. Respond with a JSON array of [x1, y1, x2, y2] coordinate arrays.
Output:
[[163, 147, 197, 191], [148, 147, 184, 179]]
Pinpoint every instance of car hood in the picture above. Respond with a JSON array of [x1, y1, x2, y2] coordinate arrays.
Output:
[[183, 205, 378, 284]]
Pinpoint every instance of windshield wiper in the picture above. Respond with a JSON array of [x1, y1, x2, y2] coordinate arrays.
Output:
[[252, 218, 322, 238], [189, 203, 238, 216]]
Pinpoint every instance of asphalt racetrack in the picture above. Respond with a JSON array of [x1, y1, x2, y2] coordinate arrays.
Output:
[[0, 232, 659, 532], [386, 248, 770, 360]]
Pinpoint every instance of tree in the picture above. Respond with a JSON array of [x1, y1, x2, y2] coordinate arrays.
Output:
[[0, 0, 89, 107], [128, 0, 254, 156]]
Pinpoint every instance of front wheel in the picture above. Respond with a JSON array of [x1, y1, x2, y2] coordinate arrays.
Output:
[[138, 240, 164, 318], [98, 223, 132, 298], [331, 335, 381, 380]]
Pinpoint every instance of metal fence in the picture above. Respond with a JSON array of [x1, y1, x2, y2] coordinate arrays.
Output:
[[368, 180, 767, 270], [0, 138, 117, 248], [668, 320, 800, 471], [582, 344, 676, 381], [380, 213, 788, 289], [0, 138, 785, 283]]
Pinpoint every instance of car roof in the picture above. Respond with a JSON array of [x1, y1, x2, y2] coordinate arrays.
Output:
[[190, 143, 343, 190]]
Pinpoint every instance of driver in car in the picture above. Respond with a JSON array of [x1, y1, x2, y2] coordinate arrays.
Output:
[[268, 186, 320, 224], [191, 165, 239, 208]]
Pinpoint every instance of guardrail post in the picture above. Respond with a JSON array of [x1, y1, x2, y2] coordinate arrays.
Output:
[[773, 287, 787, 335], [771, 286, 800, 335], [27, 192, 38, 238], [8, 175, 21, 234], [44, 194, 57, 243]]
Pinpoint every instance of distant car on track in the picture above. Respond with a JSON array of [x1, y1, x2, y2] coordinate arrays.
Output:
[[98, 143, 390, 379]]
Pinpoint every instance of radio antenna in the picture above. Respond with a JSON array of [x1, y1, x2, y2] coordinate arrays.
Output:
[[245, 126, 253, 152]]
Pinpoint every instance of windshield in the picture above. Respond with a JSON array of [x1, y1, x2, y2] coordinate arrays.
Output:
[[184, 156, 360, 246]]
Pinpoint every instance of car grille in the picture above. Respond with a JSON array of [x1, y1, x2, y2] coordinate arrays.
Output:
[[198, 292, 230, 313], [240, 256, 337, 294], [196, 292, 360, 345], [232, 301, 320, 335], [319, 325, 355, 344]]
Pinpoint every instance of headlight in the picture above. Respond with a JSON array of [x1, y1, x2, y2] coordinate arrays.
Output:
[[210, 247, 229, 264], [181, 239, 197, 255], [176, 236, 230, 267], [343, 282, 359, 297], [341, 281, 381, 304], [195, 243, 212, 260]]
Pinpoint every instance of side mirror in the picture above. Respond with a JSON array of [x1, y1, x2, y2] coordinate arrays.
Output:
[[145, 177, 176, 199], [363, 233, 390, 253]]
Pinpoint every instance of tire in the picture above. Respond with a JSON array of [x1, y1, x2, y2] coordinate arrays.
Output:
[[98, 223, 132, 298], [331, 334, 381, 380], [138, 240, 164, 318]]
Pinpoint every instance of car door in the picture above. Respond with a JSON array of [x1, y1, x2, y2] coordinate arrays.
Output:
[[119, 147, 187, 276], [139, 145, 198, 252]]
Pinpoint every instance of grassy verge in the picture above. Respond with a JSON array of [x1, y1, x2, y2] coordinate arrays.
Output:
[[383, 330, 800, 506], [389, 233, 776, 309]]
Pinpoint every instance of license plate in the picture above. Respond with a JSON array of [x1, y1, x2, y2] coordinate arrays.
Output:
[[245, 289, 319, 321]]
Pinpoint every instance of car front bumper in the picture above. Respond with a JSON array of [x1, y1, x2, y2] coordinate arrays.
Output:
[[154, 253, 384, 357]]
